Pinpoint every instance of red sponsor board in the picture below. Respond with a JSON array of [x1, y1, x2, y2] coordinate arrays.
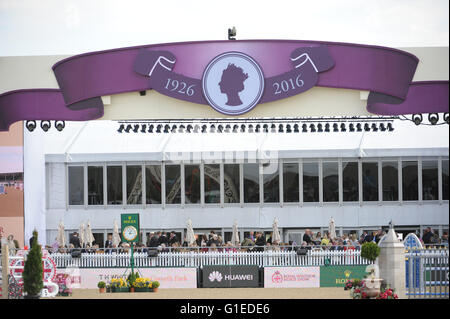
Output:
[[264, 267, 320, 288]]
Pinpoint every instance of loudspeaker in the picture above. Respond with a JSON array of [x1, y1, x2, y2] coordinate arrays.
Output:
[[71, 250, 81, 258], [147, 249, 159, 257], [296, 248, 308, 256]]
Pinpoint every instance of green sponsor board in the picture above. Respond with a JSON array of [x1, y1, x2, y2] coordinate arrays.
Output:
[[120, 214, 140, 243], [320, 265, 368, 287]]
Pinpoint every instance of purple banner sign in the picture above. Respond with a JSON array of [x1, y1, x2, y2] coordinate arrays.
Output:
[[0, 40, 448, 130]]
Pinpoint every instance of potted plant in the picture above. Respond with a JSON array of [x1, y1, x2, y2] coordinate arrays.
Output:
[[127, 272, 139, 293], [22, 230, 43, 299], [97, 281, 106, 293], [133, 278, 153, 292], [110, 278, 129, 292], [152, 280, 160, 292], [360, 242, 381, 298]]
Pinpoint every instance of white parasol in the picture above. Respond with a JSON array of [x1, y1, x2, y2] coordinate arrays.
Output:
[[231, 220, 240, 245], [79, 222, 85, 248], [86, 220, 95, 247], [57, 220, 66, 247], [186, 218, 196, 245], [272, 218, 281, 244], [113, 220, 121, 247], [329, 217, 337, 240]]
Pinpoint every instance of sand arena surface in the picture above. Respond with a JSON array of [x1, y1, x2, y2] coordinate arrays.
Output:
[[53, 288, 349, 299]]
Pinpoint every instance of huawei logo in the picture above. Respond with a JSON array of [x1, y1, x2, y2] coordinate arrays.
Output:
[[208, 271, 223, 282]]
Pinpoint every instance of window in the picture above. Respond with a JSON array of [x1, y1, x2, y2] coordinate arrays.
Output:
[[323, 162, 338, 202], [146, 165, 161, 204], [422, 161, 438, 201], [283, 163, 299, 202], [224, 164, 240, 203], [382, 162, 398, 201], [402, 161, 418, 201], [185, 165, 200, 204], [88, 166, 103, 205], [243, 164, 259, 203], [443, 160, 449, 200], [342, 162, 358, 202], [263, 162, 279, 203], [107, 166, 122, 205], [204, 164, 220, 204], [165, 165, 181, 204], [303, 162, 319, 202], [362, 162, 378, 201], [68, 166, 84, 205], [126, 166, 142, 204]]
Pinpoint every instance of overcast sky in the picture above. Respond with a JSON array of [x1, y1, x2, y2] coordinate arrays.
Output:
[[0, 0, 448, 56]]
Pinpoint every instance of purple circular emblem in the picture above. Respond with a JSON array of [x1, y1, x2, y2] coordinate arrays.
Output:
[[202, 52, 265, 115]]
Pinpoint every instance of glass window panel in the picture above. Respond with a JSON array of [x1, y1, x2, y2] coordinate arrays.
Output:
[[382, 162, 398, 201], [422, 161, 439, 201], [263, 163, 279, 203], [88, 166, 103, 205], [362, 162, 378, 201], [68, 166, 84, 205], [185, 165, 201, 204], [323, 162, 338, 202], [283, 163, 299, 202], [107, 166, 122, 205], [146, 165, 161, 204], [224, 164, 240, 203], [126, 166, 142, 205], [402, 161, 418, 201], [204, 164, 220, 204], [443, 160, 449, 200], [303, 162, 319, 202], [243, 163, 259, 203], [165, 165, 181, 204], [343, 162, 358, 202]]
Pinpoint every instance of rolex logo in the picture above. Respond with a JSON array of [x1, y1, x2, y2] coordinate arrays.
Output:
[[344, 270, 352, 278]]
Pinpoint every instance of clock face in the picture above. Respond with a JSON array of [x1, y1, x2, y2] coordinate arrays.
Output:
[[123, 226, 138, 242]]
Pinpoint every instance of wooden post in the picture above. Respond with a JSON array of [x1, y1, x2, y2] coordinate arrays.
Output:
[[1, 244, 9, 299]]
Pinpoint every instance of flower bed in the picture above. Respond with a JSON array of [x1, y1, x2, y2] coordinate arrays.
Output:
[[106, 276, 159, 293], [345, 279, 398, 299]]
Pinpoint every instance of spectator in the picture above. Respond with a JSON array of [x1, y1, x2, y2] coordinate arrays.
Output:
[[442, 232, 448, 245], [375, 229, 383, 243], [241, 235, 255, 249], [320, 233, 330, 246], [158, 232, 168, 246], [70, 232, 81, 248], [255, 232, 266, 251], [169, 231, 178, 246], [422, 227, 434, 246], [149, 232, 159, 247], [303, 229, 313, 245]]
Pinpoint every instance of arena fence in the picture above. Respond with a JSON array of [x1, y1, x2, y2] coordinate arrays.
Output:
[[406, 248, 449, 299], [48, 249, 370, 269]]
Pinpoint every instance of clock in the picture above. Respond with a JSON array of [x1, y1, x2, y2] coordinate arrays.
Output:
[[122, 225, 138, 242]]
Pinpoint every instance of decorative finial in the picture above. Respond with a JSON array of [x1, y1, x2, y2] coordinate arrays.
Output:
[[389, 220, 394, 229]]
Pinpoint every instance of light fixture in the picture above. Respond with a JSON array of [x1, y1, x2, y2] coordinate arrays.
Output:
[[194, 125, 200, 133], [333, 123, 339, 132], [40, 120, 51, 132], [309, 123, 316, 132], [225, 124, 231, 133], [241, 124, 246, 132], [171, 125, 178, 133], [379, 123, 386, 131], [317, 123, 323, 132], [293, 124, 299, 133], [349, 123, 355, 132], [412, 114, 423, 126], [178, 125, 185, 133], [133, 124, 139, 133], [148, 124, 154, 133], [278, 124, 284, 133], [371, 123, 378, 132], [444, 113, 449, 124], [202, 125, 208, 133], [271, 124, 276, 132], [286, 124, 292, 133], [387, 123, 394, 131], [263, 124, 268, 132], [428, 113, 439, 125], [356, 123, 362, 132], [156, 124, 162, 133], [228, 26, 236, 40], [218, 125, 224, 133], [364, 123, 370, 131], [164, 124, 170, 133], [125, 124, 132, 133], [210, 124, 216, 133], [140, 124, 147, 133], [186, 125, 193, 133], [302, 124, 307, 132], [324, 123, 330, 132], [26, 120, 36, 132], [340, 123, 346, 132], [255, 124, 260, 133], [232, 124, 239, 133], [55, 120, 65, 131], [117, 124, 125, 133]]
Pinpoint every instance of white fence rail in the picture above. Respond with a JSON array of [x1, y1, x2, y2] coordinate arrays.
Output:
[[49, 249, 370, 268]]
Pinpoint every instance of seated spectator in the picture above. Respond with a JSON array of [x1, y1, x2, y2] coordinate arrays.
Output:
[[320, 233, 330, 246]]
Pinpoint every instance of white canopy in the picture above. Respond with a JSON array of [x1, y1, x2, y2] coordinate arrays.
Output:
[[57, 220, 65, 247], [185, 218, 196, 245], [44, 119, 449, 163], [113, 220, 121, 247], [231, 220, 240, 245]]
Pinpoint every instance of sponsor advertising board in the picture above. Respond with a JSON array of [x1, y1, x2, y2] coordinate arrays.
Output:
[[202, 265, 259, 288], [319, 265, 368, 287], [264, 267, 320, 288], [55, 267, 197, 289]]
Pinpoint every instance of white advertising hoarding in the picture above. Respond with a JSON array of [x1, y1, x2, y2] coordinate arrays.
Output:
[[264, 267, 320, 288]]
